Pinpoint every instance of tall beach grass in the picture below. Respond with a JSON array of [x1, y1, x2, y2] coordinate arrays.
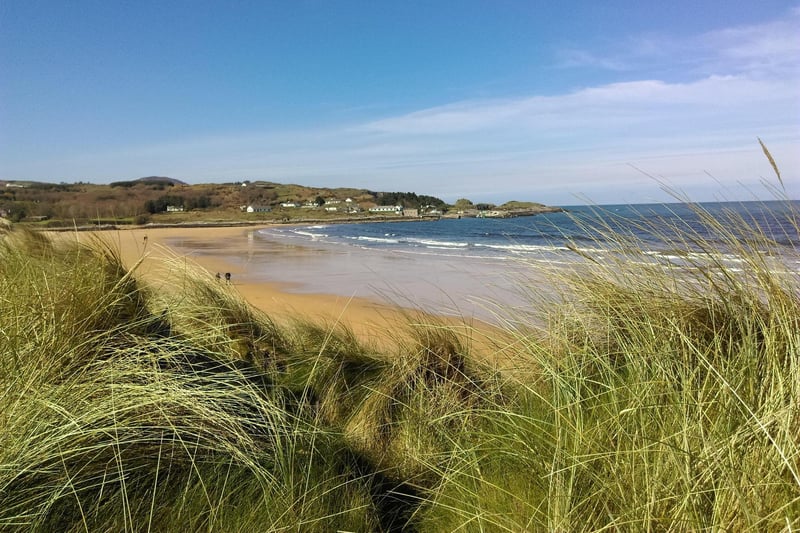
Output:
[[1, 181, 798, 531], [416, 195, 800, 531]]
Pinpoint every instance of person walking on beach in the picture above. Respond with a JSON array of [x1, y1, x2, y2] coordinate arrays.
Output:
[[224, 272, 231, 284]]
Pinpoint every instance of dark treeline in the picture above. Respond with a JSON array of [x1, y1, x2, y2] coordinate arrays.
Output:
[[377, 191, 447, 209], [144, 195, 214, 213], [111, 180, 171, 190]]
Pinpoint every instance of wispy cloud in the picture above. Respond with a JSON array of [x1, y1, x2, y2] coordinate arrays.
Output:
[[699, 12, 800, 76], [556, 7, 800, 78], [555, 49, 631, 71], [362, 75, 797, 136]]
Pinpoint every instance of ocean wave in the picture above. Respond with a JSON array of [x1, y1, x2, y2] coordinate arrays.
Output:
[[391, 249, 503, 260], [350, 235, 401, 244], [475, 243, 569, 253], [571, 246, 614, 254], [293, 230, 328, 240], [407, 238, 470, 248], [643, 250, 748, 265]]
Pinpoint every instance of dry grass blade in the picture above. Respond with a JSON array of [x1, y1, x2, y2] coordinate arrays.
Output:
[[758, 137, 783, 189]]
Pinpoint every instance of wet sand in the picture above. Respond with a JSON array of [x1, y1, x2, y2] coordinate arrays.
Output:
[[61, 225, 512, 352], [165, 225, 535, 320]]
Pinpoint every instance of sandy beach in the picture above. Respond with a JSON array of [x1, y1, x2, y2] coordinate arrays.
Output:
[[59, 225, 506, 351]]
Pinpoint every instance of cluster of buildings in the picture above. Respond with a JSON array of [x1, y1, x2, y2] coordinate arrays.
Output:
[[242, 197, 413, 216], [238, 198, 444, 218]]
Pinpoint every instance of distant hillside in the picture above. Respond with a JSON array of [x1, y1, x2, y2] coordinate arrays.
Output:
[[136, 176, 188, 186], [0, 176, 560, 226], [109, 176, 188, 189]]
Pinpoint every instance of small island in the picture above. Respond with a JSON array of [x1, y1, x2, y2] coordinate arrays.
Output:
[[443, 198, 563, 219]]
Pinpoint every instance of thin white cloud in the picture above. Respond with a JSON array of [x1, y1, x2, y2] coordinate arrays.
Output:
[[362, 75, 797, 135], [558, 6, 800, 78], [555, 49, 631, 71], [701, 14, 800, 74]]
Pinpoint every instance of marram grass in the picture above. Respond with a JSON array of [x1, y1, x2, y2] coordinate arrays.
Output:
[[1, 192, 799, 532], [415, 197, 800, 531]]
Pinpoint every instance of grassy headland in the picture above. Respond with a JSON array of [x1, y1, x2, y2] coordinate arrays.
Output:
[[1, 191, 798, 530], [0, 177, 560, 228]]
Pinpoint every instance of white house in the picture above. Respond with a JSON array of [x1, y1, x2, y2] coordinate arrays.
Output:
[[280, 202, 298, 208], [246, 205, 271, 213], [369, 205, 403, 214], [166, 205, 184, 212]]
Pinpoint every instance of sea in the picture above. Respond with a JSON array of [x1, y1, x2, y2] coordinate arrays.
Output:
[[238, 201, 799, 321], [262, 201, 799, 261]]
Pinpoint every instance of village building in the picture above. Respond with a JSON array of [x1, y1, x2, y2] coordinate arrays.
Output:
[[369, 205, 403, 214], [246, 205, 271, 213]]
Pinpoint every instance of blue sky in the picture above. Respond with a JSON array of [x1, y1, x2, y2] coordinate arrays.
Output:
[[1, 1, 798, 204]]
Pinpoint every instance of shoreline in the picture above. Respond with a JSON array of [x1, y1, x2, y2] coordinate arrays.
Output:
[[41, 214, 435, 233], [52, 225, 511, 354], [38, 202, 566, 233]]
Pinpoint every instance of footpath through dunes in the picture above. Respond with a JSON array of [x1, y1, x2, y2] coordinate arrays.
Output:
[[53, 224, 522, 366]]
